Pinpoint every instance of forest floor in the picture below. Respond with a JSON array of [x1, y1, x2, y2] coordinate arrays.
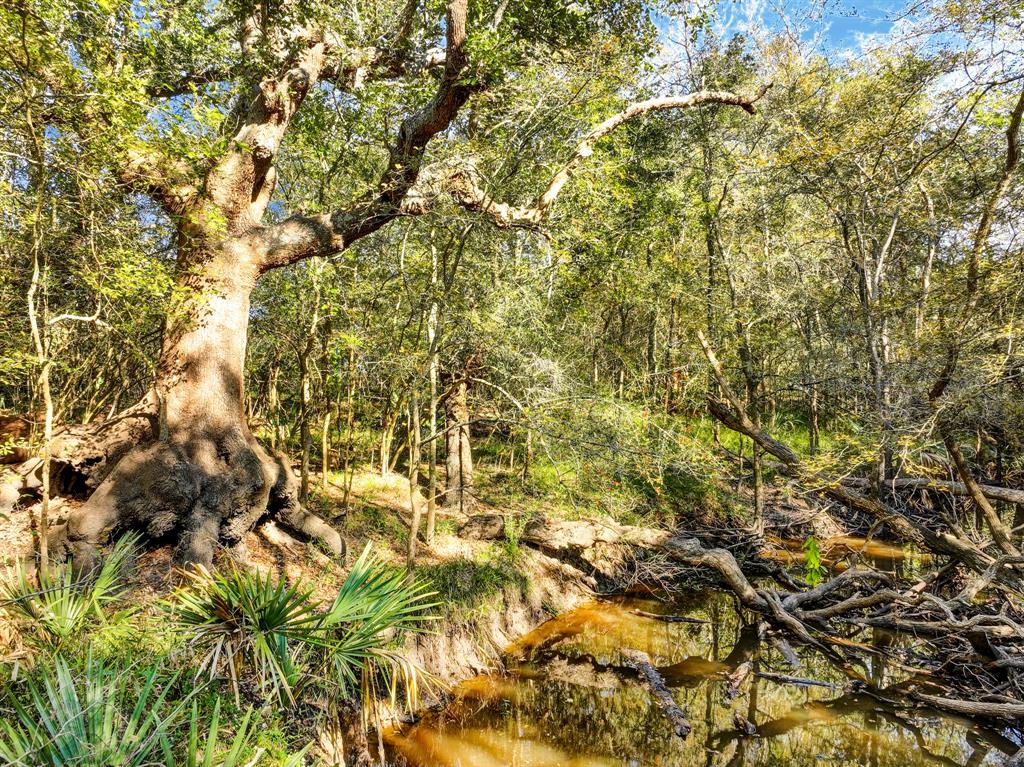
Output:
[[4, 451, 979, 764]]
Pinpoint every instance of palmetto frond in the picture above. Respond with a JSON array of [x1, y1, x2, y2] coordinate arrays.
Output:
[[168, 543, 438, 713], [171, 562, 321, 705], [0, 534, 140, 645], [320, 543, 439, 695], [0, 656, 179, 767]]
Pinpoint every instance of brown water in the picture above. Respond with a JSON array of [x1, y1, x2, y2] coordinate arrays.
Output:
[[762, 536, 932, 575], [388, 589, 1021, 767]]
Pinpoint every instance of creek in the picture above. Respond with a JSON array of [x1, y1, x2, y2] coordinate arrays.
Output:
[[387, 541, 1021, 766]]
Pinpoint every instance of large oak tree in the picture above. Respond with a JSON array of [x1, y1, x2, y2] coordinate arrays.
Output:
[[9, 0, 765, 568]]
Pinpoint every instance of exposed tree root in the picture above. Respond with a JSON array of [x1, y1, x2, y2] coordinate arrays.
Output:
[[10, 401, 343, 572]]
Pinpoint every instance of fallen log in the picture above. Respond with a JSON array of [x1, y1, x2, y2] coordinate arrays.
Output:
[[773, 637, 801, 669], [621, 648, 692, 738], [911, 693, 1024, 720], [841, 477, 1024, 508], [512, 516, 768, 611], [630, 608, 709, 624]]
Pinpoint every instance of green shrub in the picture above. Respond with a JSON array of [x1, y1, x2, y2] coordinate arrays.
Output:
[[171, 563, 320, 705], [0, 656, 180, 766], [421, 552, 528, 610], [1, 534, 139, 648], [0, 655, 307, 766], [168, 544, 436, 713]]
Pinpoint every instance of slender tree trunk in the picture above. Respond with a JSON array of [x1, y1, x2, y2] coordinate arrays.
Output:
[[701, 142, 721, 446], [321, 410, 331, 491], [425, 273, 440, 543], [522, 426, 532, 483], [25, 101, 49, 564], [406, 387, 422, 570], [299, 355, 312, 503], [341, 347, 357, 513], [267, 359, 282, 450], [298, 276, 322, 503], [916, 181, 937, 339], [729, 268, 763, 535], [942, 432, 1018, 557], [801, 310, 820, 457], [444, 378, 473, 514], [809, 384, 820, 457], [664, 295, 676, 413], [380, 402, 396, 477], [645, 246, 658, 399]]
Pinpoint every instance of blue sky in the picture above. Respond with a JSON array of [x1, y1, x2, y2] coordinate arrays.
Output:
[[796, 0, 907, 50], [659, 0, 912, 54]]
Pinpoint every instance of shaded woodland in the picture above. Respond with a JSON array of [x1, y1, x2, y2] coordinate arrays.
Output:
[[1, 0, 1024, 763]]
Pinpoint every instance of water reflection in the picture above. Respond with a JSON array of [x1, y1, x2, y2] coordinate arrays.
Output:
[[762, 536, 932, 576], [389, 592, 1018, 767]]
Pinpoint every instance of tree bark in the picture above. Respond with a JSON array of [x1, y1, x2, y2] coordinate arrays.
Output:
[[49, 244, 343, 570], [37, 0, 764, 572], [407, 387, 422, 571], [321, 410, 331, 492], [425, 276, 440, 543], [443, 377, 473, 514]]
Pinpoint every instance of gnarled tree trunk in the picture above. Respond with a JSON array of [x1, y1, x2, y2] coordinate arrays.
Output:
[[50, 241, 343, 571], [25, 0, 764, 572]]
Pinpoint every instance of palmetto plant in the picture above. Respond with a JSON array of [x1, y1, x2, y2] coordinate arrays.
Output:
[[172, 563, 322, 705], [169, 544, 437, 711], [0, 534, 139, 646], [0, 656, 180, 767], [0, 656, 306, 767], [319, 545, 439, 714]]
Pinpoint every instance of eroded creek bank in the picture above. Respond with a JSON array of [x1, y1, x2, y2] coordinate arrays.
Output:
[[389, 540, 1021, 767]]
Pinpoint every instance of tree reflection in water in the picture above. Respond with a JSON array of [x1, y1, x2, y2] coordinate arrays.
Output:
[[388, 592, 1020, 767]]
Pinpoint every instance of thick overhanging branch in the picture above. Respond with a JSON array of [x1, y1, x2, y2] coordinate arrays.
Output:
[[118, 144, 200, 215], [205, 40, 331, 229], [256, 0, 472, 271], [320, 42, 447, 89], [256, 79, 769, 269], [411, 85, 772, 228]]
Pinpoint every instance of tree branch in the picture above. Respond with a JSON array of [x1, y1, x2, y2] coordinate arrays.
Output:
[[256, 0, 473, 271], [416, 85, 772, 228]]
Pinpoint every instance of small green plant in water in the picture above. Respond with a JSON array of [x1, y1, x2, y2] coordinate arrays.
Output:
[[802, 536, 828, 586]]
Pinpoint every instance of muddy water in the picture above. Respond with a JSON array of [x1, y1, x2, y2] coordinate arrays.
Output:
[[388, 590, 1021, 767], [761, 536, 932, 575]]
